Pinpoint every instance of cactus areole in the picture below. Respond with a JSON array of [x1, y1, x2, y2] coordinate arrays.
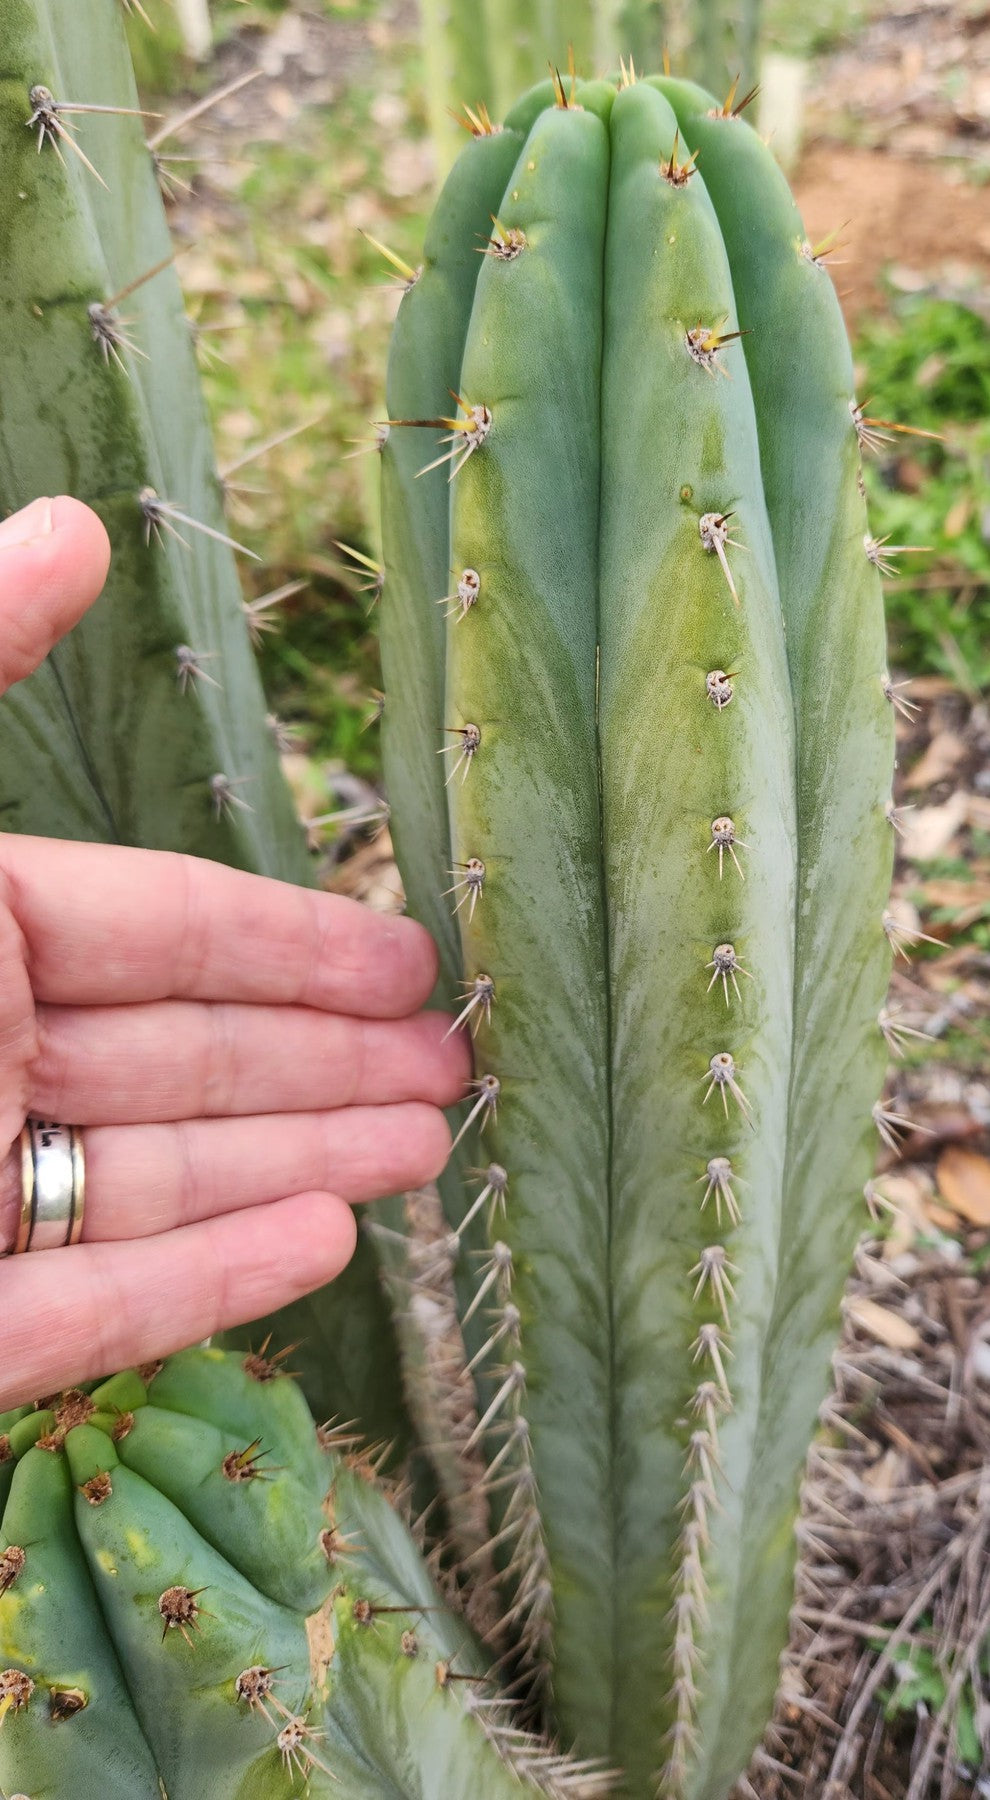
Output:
[[380, 74, 895, 1797]]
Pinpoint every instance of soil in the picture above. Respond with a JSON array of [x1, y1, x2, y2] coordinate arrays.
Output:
[[794, 145, 990, 324], [794, 0, 990, 322]]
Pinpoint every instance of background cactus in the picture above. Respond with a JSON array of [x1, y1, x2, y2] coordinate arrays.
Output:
[[379, 70, 895, 1797], [0, 0, 411, 1458], [417, 1, 762, 171], [0, 0, 307, 870]]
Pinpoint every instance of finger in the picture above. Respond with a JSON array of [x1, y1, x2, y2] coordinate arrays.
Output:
[[0, 497, 111, 691], [0, 1104, 452, 1249], [0, 1192, 358, 1409], [0, 835, 437, 1017], [31, 1002, 472, 1124]]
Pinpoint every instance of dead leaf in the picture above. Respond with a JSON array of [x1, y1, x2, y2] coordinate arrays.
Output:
[[877, 1169, 933, 1259], [916, 876, 990, 931], [845, 1295, 922, 1351], [900, 790, 969, 861], [923, 1200, 963, 1233], [936, 1147, 990, 1226], [917, 878, 990, 909], [862, 1444, 906, 1498], [905, 730, 967, 789]]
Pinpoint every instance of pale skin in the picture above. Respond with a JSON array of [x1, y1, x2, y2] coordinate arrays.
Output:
[[0, 496, 470, 1408]]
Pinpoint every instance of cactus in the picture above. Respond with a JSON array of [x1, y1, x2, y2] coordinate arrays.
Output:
[[0, 1347, 337, 1797], [0, 0, 308, 871], [379, 70, 896, 1797], [0, 0, 411, 1456], [0, 12, 907, 1794], [315, 1451, 615, 1798], [0, 1346, 594, 1800], [416, 3, 763, 174]]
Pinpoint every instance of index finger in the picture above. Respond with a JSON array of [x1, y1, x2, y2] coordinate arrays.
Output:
[[0, 496, 111, 692], [0, 836, 439, 1017]]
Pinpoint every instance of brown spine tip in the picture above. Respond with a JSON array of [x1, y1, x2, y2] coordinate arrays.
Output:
[[243, 1337, 299, 1382], [221, 1438, 273, 1482]]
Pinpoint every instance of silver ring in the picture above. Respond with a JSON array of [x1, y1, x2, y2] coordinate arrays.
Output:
[[15, 1120, 85, 1253]]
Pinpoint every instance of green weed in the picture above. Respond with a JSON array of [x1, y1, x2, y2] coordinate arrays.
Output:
[[874, 1629, 987, 1774], [854, 298, 990, 694]]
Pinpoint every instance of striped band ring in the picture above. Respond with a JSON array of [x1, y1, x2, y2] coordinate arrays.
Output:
[[14, 1120, 85, 1254]]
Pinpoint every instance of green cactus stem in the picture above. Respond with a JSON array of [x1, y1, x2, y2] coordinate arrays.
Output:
[[0, 0, 413, 1462], [0, 1349, 336, 1799], [0, 1348, 602, 1800], [0, 0, 307, 871], [315, 1440, 616, 1797], [379, 69, 896, 1797]]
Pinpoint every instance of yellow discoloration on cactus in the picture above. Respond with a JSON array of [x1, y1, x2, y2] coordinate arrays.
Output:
[[123, 1529, 155, 1566]]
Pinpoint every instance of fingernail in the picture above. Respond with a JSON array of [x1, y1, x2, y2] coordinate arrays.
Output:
[[0, 498, 55, 551]]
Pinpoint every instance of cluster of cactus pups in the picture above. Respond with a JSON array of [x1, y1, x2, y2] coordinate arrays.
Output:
[[0, 3, 940, 1796]]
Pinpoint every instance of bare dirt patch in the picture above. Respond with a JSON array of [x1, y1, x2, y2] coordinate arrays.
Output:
[[795, 145, 990, 324]]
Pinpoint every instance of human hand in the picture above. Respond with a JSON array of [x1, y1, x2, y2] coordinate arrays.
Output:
[[0, 498, 469, 1408]]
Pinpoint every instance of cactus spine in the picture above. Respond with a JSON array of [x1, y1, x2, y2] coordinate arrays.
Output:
[[380, 72, 894, 1797]]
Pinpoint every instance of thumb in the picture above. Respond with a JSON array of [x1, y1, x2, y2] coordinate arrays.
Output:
[[0, 497, 112, 695]]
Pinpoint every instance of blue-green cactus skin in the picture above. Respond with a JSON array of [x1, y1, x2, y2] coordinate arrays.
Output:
[[380, 72, 894, 1798]]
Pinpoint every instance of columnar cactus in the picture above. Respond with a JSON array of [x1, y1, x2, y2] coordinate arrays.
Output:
[[0, 0, 308, 872], [317, 1452, 613, 1798], [379, 71, 896, 1797]]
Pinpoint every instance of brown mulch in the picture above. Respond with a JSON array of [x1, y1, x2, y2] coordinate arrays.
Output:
[[809, 0, 990, 163], [736, 1252, 989, 1800]]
